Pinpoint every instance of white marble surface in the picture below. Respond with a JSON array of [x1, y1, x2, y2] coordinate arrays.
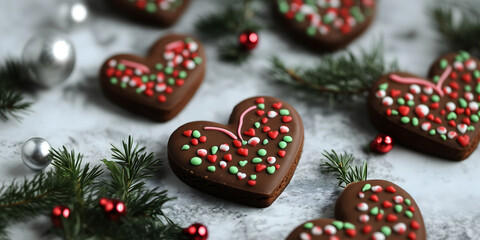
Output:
[[1, 0, 480, 239]]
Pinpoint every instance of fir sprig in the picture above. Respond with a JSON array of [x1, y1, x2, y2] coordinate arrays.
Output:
[[269, 44, 397, 99], [321, 150, 367, 188], [430, 0, 480, 56], [0, 137, 184, 240], [195, 0, 262, 63], [0, 59, 33, 120]]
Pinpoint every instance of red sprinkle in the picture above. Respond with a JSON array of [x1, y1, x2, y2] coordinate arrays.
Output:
[[398, 106, 410, 116], [183, 130, 192, 137], [408, 232, 417, 240], [223, 154, 232, 161], [362, 225, 372, 234], [430, 102, 439, 109], [376, 213, 383, 221], [247, 180, 256, 186], [256, 110, 265, 116], [263, 126, 271, 133], [345, 229, 356, 237], [199, 136, 207, 143], [450, 81, 459, 90], [268, 131, 279, 139], [382, 201, 393, 208], [158, 95, 166, 102], [207, 155, 217, 163], [272, 103, 282, 109], [450, 92, 458, 99], [369, 195, 379, 202], [255, 98, 264, 104], [420, 95, 428, 103], [463, 118, 471, 125], [411, 221, 420, 230], [386, 186, 396, 193], [390, 89, 401, 98], [237, 148, 248, 156], [282, 116, 293, 123], [449, 120, 456, 127], [462, 73, 472, 83], [262, 118, 268, 124], [233, 140, 242, 148], [278, 151, 286, 157], [450, 72, 458, 79], [456, 108, 465, 115], [191, 139, 198, 146], [243, 128, 255, 137], [386, 214, 398, 222], [256, 164, 266, 172], [275, 164, 281, 169], [409, 206, 415, 213]]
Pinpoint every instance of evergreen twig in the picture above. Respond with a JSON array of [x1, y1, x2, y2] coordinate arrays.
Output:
[[269, 44, 397, 99], [430, 0, 480, 56], [0, 59, 33, 120], [321, 150, 368, 188]]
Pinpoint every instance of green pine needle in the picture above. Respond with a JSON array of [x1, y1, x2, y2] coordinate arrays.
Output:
[[0, 59, 33, 120], [269, 44, 397, 99], [430, 0, 480, 56], [321, 150, 368, 188]]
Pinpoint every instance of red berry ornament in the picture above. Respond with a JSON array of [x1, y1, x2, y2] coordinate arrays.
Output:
[[99, 198, 127, 221], [238, 31, 259, 50], [183, 223, 208, 240], [370, 134, 394, 153], [51, 205, 70, 228]]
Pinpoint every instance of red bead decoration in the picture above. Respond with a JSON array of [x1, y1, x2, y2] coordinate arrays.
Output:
[[183, 223, 208, 240], [99, 198, 127, 221], [370, 134, 394, 153], [238, 31, 259, 50], [51, 205, 70, 228]]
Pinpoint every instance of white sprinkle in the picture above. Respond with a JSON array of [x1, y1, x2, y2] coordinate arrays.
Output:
[[446, 102, 456, 111], [469, 102, 479, 112], [108, 59, 117, 67], [382, 97, 393, 106], [311, 226, 322, 235], [372, 232, 385, 240], [393, 223, 407, 234], [268, 111, 278, 118], [375, 90, 386, 98], [267, 156, 276, 164], [323, 225, 336, 235], [421, 122, 431, 131], [357, 202, 369, 211], [409, 84, 421, 94], [219, 144, 230, 152]]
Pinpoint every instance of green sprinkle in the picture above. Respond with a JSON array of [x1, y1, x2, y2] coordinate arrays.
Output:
[[447, 112, 457, 120], [179, 70, 187, 79], [370, 207, 379, 215], [332, 221, 344, 230], [381, 226, 392, 236], [252, 157, 262, 164], [181, 145, 190, 150], [190, 157, 202, 166], [155, 63, 163, 70], [254, 122, 260, 128], [455, 55, 464, 62], [207, 166, 216, 172], [391, 110, 399, 115], [283, 136, 293, 143], [168, 77, 175, 85], [263, 139, 269, 145], [323, 14, 334, 24], [362, 184, 371, 191], [474, 70, 480, 79], [468, 126, 475, 131], [120, 82, 127, 89], [380, 209, 385, 215], [429, 129, 436, 135], [135, 88, 144, 94], [433, 75, 440, 83], [242, 140, 247, 145], [440, 59, 448, 69], [400, 116, 410, 124], [257, 104, 265, 109], [350, 6, 365, 22], [110, 77, 118, 84], [465, 85, 472, 92], [412, 117, 419, 126], [146, 2, 157, 13], [378, 83, 388, 90], [405, 199, 411, 205], [142, 75, 149, 83], [344, 222, 355, 229], [278, 141, 287, 149], [431, 95, 440, 102], [440, 135, 447, 141], [117, 64, 125, 70], [295, 12, 305, 22], [164, 67, 173, 75], [278, 1, 289, 13], [211, 146, 218, 154], [460, 50, 470, 60], [303, 222, 314, 229], [229, 166, 238, 174], [239, 160, 248, 167], [472, 115, 479, 122], [258, 149, 267, 156], [184, 37, 193, 43], [459, 98, 468, 108], [394, 205, 403, 213], [306, 26, 316, 36], [192, 130, 201, 138], [267, 166, 276, 174], [397, 98, 405, 105], [407, 100, 415, 106], [476, 84, 480, 94], [194, 56, 203, 65], [280, 109, 290, 116], [250, 175, 257, 180], [405, 210, 413, 218]]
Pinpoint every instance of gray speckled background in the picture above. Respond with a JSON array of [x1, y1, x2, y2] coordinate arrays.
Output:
[[1, 0, 480, 239]]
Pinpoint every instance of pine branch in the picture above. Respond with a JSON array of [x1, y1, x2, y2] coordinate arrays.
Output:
[[321, 150, 367, 188], [218, 38, 252, 63], [269, 44, 397, 99], [430, 0, 480, 56], [0, 59, 33, 120]]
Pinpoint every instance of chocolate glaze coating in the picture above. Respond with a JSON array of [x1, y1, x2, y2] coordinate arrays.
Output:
[[168, 96, 304, 207], [286, 180, 426, 240], [99, 34, 206, 122], [368, 52, 480, 160], [272, 0, 376, 52], [104, 0, 190, 27]]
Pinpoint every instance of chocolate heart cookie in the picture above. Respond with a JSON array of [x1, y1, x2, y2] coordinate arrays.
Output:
[[286, 180, 425, 240], [105, 0, 190, 27], [99, 34, 205, 122], [273, 0, 376, 51], [368, 51, 480, 160], [167, 96, 304, 207]]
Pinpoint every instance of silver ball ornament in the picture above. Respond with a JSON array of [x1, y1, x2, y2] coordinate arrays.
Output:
[[55, 0, 89, 29], [22, 31, 76, 87], [21, 137, 52, 171]]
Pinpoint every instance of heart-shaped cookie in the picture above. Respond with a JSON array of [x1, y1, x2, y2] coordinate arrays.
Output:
[[105, 0, 190, 27], [273, 0, 376, 51], [167, 96, 304, 207], [368, 52, 480, 160], [286, 180, 425, 240], [99, 34, 205, 122]]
